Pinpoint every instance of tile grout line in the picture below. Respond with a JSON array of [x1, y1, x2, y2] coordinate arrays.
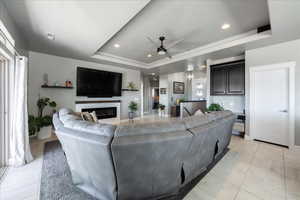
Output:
[[233, 141, 261, 200], [283, 150, 288, 200]]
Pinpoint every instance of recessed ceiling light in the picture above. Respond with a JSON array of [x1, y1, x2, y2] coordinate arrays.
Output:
[[147, 54, 152, 58], [47, 33, 55, 40], [150, 73, 155, 75], [114, 43, 120, 48], [222, 23, 231, 30]]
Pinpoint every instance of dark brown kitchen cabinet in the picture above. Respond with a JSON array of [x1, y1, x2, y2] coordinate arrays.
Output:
[[210, 60, 245, 96], [211, 67, 227, 95]]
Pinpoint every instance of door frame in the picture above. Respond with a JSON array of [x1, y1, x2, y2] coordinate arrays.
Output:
[[249, 61, 295, 149]]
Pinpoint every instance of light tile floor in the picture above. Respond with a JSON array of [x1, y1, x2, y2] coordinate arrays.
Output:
[[184, 137, 300, 200], [0, 132, 299, 200]]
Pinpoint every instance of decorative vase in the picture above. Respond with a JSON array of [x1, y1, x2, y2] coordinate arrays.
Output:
[[128, 111, 136, 123], [159, 108, 165, 117], [128, 111, 135, 119], [37, 126, 52, 140]]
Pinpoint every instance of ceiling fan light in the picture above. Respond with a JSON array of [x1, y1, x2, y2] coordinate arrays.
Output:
[[158, 50, 166, 55]]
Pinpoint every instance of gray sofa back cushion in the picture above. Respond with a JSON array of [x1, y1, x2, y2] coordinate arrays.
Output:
[[206, 110, 233, 121], [183, 114, 210, 129], [58, 108, 116, 137], [114, 119, 186, 137], [182, 110, 233, 129], [111, 129, 193, 200]]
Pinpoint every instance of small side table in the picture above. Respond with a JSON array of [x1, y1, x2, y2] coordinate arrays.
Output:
[[170, 106, 180, 118]]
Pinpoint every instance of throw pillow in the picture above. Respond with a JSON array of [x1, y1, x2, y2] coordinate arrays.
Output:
[[90, 111, 98, 122], [81, 112, 95, 122], [194, 109, 204, 116]]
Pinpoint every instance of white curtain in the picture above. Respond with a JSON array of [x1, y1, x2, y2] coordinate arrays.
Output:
[[0, 58, 8, 167], [8, 56, 33, 166]]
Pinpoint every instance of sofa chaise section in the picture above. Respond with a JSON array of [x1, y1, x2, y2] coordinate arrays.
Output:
[[182, 111, 236, 183], [53, 109, 117, 200]]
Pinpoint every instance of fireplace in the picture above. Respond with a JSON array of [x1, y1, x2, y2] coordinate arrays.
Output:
[[82, 107, 117, 120], [75, 100, 121, 123]]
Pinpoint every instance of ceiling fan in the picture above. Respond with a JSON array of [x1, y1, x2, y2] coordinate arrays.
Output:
[[147, 36, 183, 59]]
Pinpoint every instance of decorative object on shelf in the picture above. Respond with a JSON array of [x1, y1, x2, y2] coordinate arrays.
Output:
[[43, 73, 48, 86], [128, 101, 138, 123], [41, 85, 73, 89], [28, 97, 57, 139], [206, 103, 224, 112], [65, 80, 72, 87], [173, 81, 184, 94], [54, 81, 60, 86], [160, 88, 167, 94], [127, 82, 137, 90]]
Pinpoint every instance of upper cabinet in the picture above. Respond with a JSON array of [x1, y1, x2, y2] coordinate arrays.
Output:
[[210, 60, 245, 96], [211, 67, 227, 95]]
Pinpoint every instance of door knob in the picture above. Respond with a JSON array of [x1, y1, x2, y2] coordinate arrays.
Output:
[[279, 110, 288, 113]]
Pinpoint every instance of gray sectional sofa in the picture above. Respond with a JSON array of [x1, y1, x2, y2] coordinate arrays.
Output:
[[53, 108, 235, 200]]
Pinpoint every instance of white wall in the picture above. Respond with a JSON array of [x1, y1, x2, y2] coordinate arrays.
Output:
[[245, 39, 300, 146], [190, 71, 207, 100], [159, 72, 187, 115], [210, 96, 245, 113], [28, 51, 141, 119], [159, 74, 170, 114]]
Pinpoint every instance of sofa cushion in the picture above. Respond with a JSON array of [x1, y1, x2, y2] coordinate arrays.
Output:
[[206, 110, 233, 121], [58, 108, 116, 137], [115, 119, 186, 137], [183, 114, 210, 129]]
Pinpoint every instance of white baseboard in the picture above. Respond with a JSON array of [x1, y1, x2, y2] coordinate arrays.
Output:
[[244, 135, 252, 141], [290, 145, 300, 152]]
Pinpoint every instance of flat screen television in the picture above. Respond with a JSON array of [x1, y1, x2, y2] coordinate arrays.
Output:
[[77, 67, 122, 97]]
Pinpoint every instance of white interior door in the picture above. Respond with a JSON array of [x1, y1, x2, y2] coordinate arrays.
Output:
[[251, 67, 290, 146]]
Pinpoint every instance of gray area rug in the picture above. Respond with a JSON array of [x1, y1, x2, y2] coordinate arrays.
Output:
[[40, 140, 227, 200], [40, 141, 98, 200]]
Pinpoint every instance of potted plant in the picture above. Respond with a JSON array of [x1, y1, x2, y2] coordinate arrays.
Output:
[[28, 115, 38, 137], [158, 104, 166, 116], [127, 82, 136, 90], [206, 103, 224, 112], [128, 101, 138, 121], [29, 97, 57, 139]]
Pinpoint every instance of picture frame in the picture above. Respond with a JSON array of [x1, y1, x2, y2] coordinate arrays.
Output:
[[173, 81, 184, 94], [160, 88, 167, 94]]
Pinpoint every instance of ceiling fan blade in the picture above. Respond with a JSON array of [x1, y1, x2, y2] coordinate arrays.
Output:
[[146, 36, 158, 47], [166, 38, 184, 50], [165, 51, 172, 59]]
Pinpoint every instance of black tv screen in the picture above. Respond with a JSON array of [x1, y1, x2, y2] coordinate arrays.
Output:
[[77, 67, 122, 97]]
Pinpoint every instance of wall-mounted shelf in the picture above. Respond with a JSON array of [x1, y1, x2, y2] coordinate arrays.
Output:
[[41, 85, 74, 89], [75, 100, 121, 104], [121, 89, 139, 92]]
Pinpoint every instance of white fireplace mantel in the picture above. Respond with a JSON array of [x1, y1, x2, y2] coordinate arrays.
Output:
[[75, 100, 121, 123]]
